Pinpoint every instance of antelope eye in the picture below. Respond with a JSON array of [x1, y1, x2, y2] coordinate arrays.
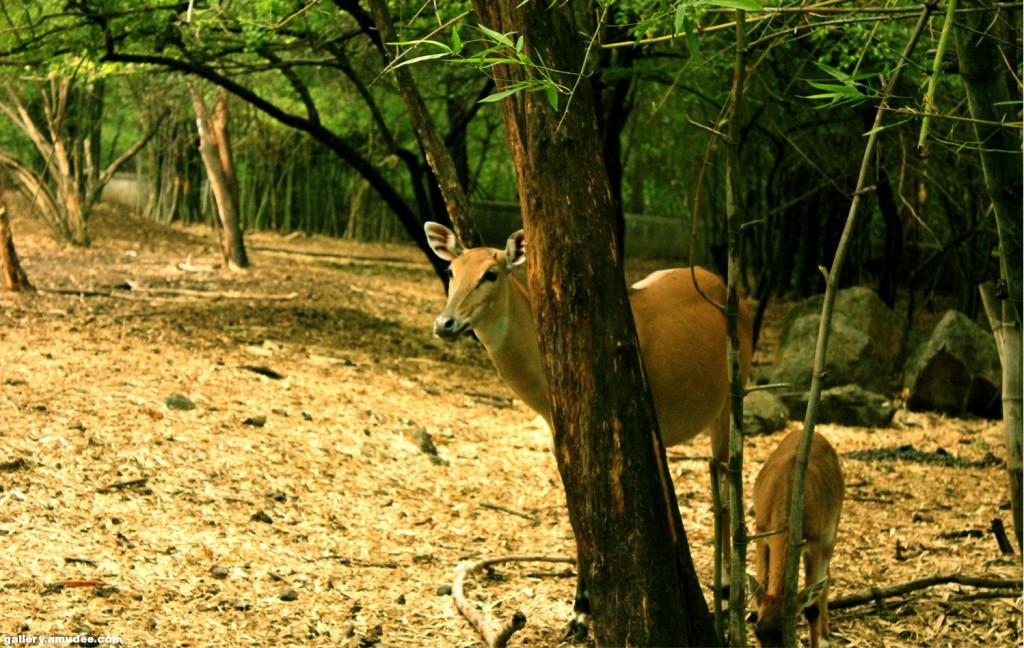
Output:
[[446, 268, 454, 279], [481, 267, 500, 283]]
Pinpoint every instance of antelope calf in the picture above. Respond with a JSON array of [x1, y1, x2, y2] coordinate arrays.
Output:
[[424, 222, 753, 636], [749, 430, 844, 648]]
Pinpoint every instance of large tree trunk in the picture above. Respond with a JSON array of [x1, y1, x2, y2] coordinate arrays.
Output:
[[0, 186, 33, 292], [190, 84, 250, 270], [469, 3, 717, 645]]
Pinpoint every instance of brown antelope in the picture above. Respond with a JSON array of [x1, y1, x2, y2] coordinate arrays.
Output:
[[424, 222, 753, 636], [749, 430, 844, 648]]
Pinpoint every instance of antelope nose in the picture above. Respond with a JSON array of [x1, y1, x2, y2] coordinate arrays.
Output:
[[434, 315, 459, 337]]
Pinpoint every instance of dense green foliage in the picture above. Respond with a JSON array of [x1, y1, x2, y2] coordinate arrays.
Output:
[[0, 1, 1019, 315]]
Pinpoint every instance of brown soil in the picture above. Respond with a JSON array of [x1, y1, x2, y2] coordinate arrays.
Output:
[[1, 204, 1020, 647]]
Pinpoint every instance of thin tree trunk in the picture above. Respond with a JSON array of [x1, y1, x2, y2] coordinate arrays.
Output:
[[470, 3, 716, 645], [724, 11, 749, 647], [954, 1, 1023, 327], [190, 83, 250, 270], [366, 0, 480, 248], [1, 77, 161, 245], [0, 185, 34, 292], [980, 283, 1023, 552], [955, 0, 1023, 552], [780, 9, 933, 646]]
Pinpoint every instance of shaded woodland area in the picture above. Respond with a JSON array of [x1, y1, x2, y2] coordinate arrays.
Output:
[[0, 1, 1018, 317], [1, 1, 1021, 646]]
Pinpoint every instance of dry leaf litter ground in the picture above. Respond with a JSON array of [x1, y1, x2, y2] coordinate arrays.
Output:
[[0, 204, 1020, 647]]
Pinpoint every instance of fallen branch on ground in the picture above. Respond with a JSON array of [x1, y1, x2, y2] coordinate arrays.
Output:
[[452, 555, 575, 648], [41, 286, 299, 300], [176, 259, 218, 273], [97, 478, 150, 493], [831, 572, 1022, 611], [251, 244, 419, 267], [479, 502, 541, 524]]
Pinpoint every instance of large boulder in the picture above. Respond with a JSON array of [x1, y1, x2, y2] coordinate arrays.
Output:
[[743, 389, 790, 436], [780, 384, 897, 428], [770, 287, 906, 394], [903, 310, 1001, 417]]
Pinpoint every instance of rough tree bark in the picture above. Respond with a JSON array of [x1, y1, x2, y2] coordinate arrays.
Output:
[[0, 185, 33, 292], [469, 3, 717, 645], [189, 83, 250, 270]]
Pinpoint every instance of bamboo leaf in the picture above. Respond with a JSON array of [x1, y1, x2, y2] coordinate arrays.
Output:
[[545, 83, 559, 110], [479, 86, 524, 103], [388, 52, 452, 71], [674, 3, 687, 34], [681, 13, 700, 57], [475, 24, 516, 49], [451, 25, 462, 55], [702, 0, 764, 11]]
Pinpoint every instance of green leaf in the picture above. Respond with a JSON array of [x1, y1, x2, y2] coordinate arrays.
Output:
[[479, 86, 523, 103], [700, 0, 764, 11], [388, 38, 452, 51], [475, 24, 516, 50], [674, 3, 687, 34], [388, 52, 452, 71], [451, 25, 462, 55], [681, 13, 700, 57], [545, 83, 559, 110]]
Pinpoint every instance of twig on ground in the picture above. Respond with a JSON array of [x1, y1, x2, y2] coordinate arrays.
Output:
[[41, 286, 299, 300], [97, 478, 149, 493], [666, 451, 712, 462], [452, 555, 575, 647], [176, 259, 218, 273], [831, 572, 1023, 611], [480, 502, 541, 524], [991, 518, 1015, 555], [467, 391, 515, 409], [251, 244, 418, 267], [312, 554, 399, 569]]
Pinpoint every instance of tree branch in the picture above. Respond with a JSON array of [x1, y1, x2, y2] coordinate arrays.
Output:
[[830, 572, 1022, 611], [452, 555, 574, 647]]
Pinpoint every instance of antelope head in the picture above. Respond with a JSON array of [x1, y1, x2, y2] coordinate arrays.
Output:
[[424, 222, 526, 341]]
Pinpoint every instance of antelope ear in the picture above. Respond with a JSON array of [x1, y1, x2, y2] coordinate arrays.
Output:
[[796, 576, 828, 610], [504, 230, 526, 269], [424, 222, 462, 261]]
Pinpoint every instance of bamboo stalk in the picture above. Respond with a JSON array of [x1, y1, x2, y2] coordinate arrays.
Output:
[[779, 7, 934, 647]]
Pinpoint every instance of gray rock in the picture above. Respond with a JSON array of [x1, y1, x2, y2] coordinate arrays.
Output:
[[164, 393, 196, 411], [770, 287, 906, 394], [903, 310, 1001, 417], [743, 389, 790, 435], [781, 384, 896, 428]]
